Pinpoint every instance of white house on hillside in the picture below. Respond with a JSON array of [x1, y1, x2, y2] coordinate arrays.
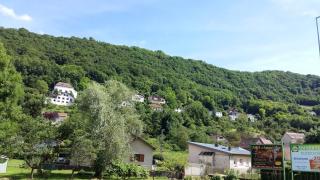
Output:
[[215, 112, 223, 118], [50, 82, 77, 106], [132, 94, 145, 103], [247, 114, 255, 122], [185, 142, 251, 176]]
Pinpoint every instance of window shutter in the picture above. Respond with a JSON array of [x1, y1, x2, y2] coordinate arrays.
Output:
[[140, 154, 144, 162]]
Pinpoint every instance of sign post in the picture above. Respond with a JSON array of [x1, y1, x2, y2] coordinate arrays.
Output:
[[290, 144, 320, 172], [251, 144, 285, 179]]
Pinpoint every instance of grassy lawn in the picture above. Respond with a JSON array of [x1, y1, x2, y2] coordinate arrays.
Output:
[[0, 159, 168, 180]]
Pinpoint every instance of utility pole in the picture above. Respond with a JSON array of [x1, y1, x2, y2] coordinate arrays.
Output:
[[316, 16, 320, 57], [160, 129, 164, 156]]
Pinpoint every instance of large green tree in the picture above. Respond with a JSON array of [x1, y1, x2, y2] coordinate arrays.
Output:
[[66, 81, 143, 178]]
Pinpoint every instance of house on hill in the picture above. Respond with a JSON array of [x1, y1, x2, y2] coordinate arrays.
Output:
[[247, 114, 255, 122], [282, 132, 305, 160], [148, 95, 166, 111], [132, 94, 145, 103], [43, 112, 68, 124], [215, 112, 223, 118], [228, 109, 240, 121], [148, 95, 166, 105], [185, 142, 251, 176], [50, 82, 77, 106], [239, 136, 272, 150], [211, 135, 228, 144]]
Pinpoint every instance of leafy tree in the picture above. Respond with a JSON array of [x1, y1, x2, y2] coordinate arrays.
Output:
[[71, 81, 143, 178], [0, 42, 24, 120], [305, 127, 320, 143]]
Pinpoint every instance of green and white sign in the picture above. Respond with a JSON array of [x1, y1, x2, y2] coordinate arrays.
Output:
[[291, 144, 320, 172]]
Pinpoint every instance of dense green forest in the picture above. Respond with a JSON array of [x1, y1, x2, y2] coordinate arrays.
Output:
[[1, 27, 320, 150]]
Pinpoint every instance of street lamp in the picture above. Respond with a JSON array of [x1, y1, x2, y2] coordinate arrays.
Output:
[[316, 16, 320, 57]]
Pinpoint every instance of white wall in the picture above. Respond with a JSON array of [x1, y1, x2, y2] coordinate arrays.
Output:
[[229, 155, 251, 174], [187, 144, 251, 175], [0, 158, 8, 173], [51, 86, 77, 106]]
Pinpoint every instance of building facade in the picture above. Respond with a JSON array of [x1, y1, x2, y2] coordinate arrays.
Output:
[[185, 142, 251, 176], [50, 82, 77, 106], [127, 137, 155, 169], [282, 132, 305, 160]]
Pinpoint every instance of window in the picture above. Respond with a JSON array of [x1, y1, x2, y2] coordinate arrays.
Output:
[[66, 98, 69, 100], [199, 152, 214, 156], [134, 154, 144, 162], [53, 99, 56, 102], [58, 97, 61, 99], [62, 97, 65, 100], [240, 159, 243, 165], [62, 101, 64, 103]]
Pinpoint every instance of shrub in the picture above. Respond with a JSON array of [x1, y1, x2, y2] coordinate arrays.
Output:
[[105, 161, 149, 179], [211, 175, 222, 180], [224, 169, 238, 180]]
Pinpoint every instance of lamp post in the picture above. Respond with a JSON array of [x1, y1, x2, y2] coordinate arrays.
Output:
[[316, 16, 320, 57]]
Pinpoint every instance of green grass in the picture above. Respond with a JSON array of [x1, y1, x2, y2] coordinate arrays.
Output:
[[0, 159, 168, 179]]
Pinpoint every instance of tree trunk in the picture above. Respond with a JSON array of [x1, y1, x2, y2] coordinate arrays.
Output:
[[94, 170, 103, 180], [71, 169, 75, 179], [30, 168, 34, 179]]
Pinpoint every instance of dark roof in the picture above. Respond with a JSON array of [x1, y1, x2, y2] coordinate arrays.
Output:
[[188, 141, 250, 156]]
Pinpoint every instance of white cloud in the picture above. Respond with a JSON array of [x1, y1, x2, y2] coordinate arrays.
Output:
[[271, 0, 320, 17], [0, 4, 32, 21]]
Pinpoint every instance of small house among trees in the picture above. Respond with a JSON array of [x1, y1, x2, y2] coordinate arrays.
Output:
[[50, 82, 77, 106], [43, 112, 68, 124]]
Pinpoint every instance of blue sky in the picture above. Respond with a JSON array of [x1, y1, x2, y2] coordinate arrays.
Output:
[[1, 0, 320, 75]]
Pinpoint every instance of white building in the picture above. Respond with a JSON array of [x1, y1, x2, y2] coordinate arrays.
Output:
[[132, 94, 145, 103], [215, 112, 223, 118], [185, 142, 251, 176], [0, 156, 8, 173], [175, 108, 183, 113], [50, 82, 77, 106], [228, 110, 239, 121], [247, 114, 255, 122]]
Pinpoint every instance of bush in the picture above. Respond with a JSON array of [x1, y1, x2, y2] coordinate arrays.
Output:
[[105, 161, 149, 178], [224, 169, 238, 180], [211, 175, 222, 180]]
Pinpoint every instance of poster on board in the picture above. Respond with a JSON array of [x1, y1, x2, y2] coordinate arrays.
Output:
[[291, 144, 320, 172], [251, 145, 283, 169]]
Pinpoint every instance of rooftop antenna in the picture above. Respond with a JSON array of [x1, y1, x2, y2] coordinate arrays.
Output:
[[316, 16, 320, 57]]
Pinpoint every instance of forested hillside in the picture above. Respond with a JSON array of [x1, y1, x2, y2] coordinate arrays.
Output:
[[1, 27, 320, 149]]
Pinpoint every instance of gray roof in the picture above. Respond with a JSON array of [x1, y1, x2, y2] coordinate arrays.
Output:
[[188, 141, 251, 156]]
